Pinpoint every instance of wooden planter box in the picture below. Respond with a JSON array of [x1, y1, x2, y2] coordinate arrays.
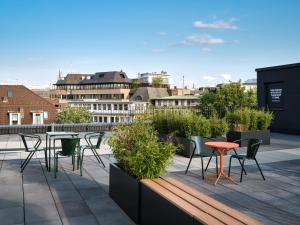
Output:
[[226, 130, 270, 147], [109, 163, 141, 224]]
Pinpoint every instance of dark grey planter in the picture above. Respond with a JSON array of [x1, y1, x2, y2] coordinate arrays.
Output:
[[109, 163, 140, 224], [226, 130, 270, 147], [140, 182, 193, 225]]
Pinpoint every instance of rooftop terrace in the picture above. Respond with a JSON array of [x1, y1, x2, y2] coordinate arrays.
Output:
[[0, 132, 299, 225]]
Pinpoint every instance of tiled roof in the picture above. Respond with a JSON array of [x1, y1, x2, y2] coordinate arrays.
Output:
[[130, 87, 169, 101], [55, 71, 132, 85]]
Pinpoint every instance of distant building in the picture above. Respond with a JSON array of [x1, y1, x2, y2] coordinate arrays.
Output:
[[242, 78, 257, 91], [152, 96, 199, 108], [50, 71, 132, 103], [0, 85, 57, 125], [32, 88, 51, 99], [130, 87, 169, 102], [137, 71, 172, 88], [171, 87, 192, 96], [69, 99, 148, 124]]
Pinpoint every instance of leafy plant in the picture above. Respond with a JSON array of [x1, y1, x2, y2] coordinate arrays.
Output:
[[152, 77, 163, 87], [198, 81, 257, 118], [208, 116, 228, 138], [226, 108, 273, 131], [109, 121, 176, 180], [55, 107, 91, 124]]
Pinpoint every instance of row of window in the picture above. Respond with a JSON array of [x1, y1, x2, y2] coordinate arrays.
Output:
[[55, 83, 131, 90], [92, 116, 131, 124], [51, 94, 125, 100], [9, 112, 48, 125], [71, 103, 146, 111]]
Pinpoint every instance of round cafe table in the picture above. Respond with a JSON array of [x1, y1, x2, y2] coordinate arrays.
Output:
[[205, 142, 239, 185]]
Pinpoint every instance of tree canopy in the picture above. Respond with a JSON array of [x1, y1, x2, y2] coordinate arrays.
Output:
[[55, 107, 91, 124], [198, 81, 257, 118], [152, 77, 163, 87]]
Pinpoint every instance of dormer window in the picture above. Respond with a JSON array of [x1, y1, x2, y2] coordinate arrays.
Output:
[[120, 74, 125, 79], [7, 91, 13, 97]]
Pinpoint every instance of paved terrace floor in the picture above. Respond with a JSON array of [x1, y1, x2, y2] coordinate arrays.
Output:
[[0, 133, 299, 225]]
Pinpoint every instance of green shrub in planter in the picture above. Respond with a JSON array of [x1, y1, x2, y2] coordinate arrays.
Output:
[[208, 116, 228, 138], [109, 122, 176, 180], [226, 108, 273, 131]]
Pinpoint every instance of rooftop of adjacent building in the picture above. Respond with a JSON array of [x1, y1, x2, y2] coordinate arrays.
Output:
[[55, 71, 132, 85]]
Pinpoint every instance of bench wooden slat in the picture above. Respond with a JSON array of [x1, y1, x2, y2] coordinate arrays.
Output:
[[164, 177, 262, 225], [141, 179, 225, 225], [154, 178, 244, 225]]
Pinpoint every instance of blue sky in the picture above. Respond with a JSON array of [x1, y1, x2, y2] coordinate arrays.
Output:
[[0, 0, 299, 88]]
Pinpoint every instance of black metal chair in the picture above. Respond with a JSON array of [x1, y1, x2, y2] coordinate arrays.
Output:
[[54, 137, 81, 178], [19, 133, 47, 172], [185, 136, 218, 179], [228, 138, 265, 182], [80, 132, 105, 175]]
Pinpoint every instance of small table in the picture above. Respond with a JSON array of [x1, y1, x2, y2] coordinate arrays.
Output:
[[205, 142, 239, 185], [46, 132, 79, 171]]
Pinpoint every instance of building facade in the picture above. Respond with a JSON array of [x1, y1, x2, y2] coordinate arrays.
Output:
[[152, 96, 199, 108], [137, 71, 172, 88], [0, 85, 57, 125], [242, 78, 257, 92], [68, 99, 148, 124], [256, 63, 300, 134], [50, 71, 132, 105]]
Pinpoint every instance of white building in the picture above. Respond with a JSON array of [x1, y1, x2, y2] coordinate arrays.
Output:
[[242, 79, 257, 92], [152, 96, 199, 108], [137, 71, 173, 87], [68, 99, 148, 124]]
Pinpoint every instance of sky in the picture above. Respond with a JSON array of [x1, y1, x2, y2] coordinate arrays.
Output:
[[0, 0, 299, 88]]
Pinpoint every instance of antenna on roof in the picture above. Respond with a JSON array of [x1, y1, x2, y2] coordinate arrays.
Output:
[[58, 70, 63, 80]]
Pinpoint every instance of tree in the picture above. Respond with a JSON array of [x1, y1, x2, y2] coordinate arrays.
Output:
[[198, 81, 257, 118], [152, 77, 163, 88], [131, 79, 140, 90], [55, 107, 91, 124]]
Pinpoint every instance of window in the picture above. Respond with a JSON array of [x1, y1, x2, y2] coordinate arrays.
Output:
[[93, 116, 98, 122], [9, 113, 20, 125], [124, 104, 128, 110], [104, 117, 107, 123], [93, 104, 97, 110], [119, 104, 123, 110], [103, 104, 107, 110], [99, 117, 103, 123], [114, 104, 117, 110], [111, 117, 115, 123], [43, 111, 48, 120], [108, 104, 112, 110], [7, 91, 13, 97], [98, 104, 102, 110], [33, 113, 44, 125], [175, 100, 179, 106]]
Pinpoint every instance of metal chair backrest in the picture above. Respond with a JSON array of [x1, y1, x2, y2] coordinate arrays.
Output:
[[19, 133, 41, 152], [246, 138, 262, 159], [60, 138, 80, 156], [95, 132, 105, 149], [189, 136, 209, 155]]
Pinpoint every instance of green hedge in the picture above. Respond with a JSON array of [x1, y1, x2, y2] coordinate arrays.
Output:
[[152, 111, 228, 138], [226, 108, 273, 131]]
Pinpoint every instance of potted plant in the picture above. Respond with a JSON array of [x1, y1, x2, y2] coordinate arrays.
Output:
[[226, 108, 273, 146], [109, 121, 176, 224]]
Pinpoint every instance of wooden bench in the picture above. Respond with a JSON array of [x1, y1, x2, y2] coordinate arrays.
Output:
[[141, 177, 262, 225]]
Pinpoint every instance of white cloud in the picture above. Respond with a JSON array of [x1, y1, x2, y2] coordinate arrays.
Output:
[[220, 74, 232, 82], [202, 76, 217, 82], [194, 19, 238, 30], [158, 31, 168, 36], [201, 47, 211, 52], [184, 35, 225, 45], [151, 48, 163, 53]]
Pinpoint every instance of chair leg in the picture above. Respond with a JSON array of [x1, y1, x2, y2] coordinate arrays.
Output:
[[21, 152, 35, 172], [44, 150, 48, 170], [185, 146, 196, 175], [204, 156, 212, 172], [234, 149, 247, 175], [92, 149, 105, 168], [54, 154, 58, 178], [72, 155, 75, 171], [228, 156, 232, 177], [255, 158, 265, 181], [201, 157, 204, 180], [80, 149, 85, 176], [240, 159, 245, 182]]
